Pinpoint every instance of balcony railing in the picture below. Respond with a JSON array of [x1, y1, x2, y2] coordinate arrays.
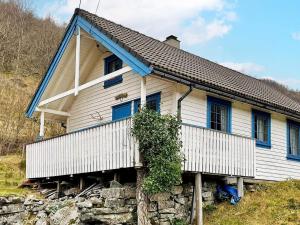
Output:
[[181, 124, 255, 177], [26, 118, 255, 179]]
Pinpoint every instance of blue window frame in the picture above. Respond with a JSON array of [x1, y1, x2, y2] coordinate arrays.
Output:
[[104, 54, 123, 88], [112, 102, 132, 121], [287, 120, 300, 160], [134, 92, 161, 113], [207, 96, 232, 133], [252, 109, 271, 148]]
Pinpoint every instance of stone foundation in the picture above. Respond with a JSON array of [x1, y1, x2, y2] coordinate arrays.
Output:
[[0, 181, 219, 225]]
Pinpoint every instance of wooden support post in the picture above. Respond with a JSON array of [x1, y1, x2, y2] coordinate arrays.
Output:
[[74, 26, 80, 96], [140, 77, 146, 108], [57, 180, 61, 198], [237, 177, 244, 198], [79, 176, 85, 191], [39, 111, 45, 137], [195, 173, 203, 225]]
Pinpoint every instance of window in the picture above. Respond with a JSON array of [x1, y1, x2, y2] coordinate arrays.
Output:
[[134, 93, 161, 113], [112, 102, 132, 121], [252, 110, 271, 148], [287, 120, 300, 160], [207, 96, 231, 133], [104, 54, 123, 88]]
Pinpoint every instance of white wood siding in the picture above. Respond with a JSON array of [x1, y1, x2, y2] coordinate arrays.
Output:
[[67, 52, 174, 132], [179, 86, 300, 181]]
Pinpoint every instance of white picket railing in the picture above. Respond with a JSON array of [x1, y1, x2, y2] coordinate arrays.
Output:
[[26, 118, 137, 178], [181, 124, 256, 177], [26, 120, 256, 179]]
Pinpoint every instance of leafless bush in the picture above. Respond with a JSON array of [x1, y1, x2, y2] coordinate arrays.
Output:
[[0, 0, 64, 76]]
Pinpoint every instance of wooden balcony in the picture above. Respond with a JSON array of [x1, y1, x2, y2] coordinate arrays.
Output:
[[26, 118, 255, 179]]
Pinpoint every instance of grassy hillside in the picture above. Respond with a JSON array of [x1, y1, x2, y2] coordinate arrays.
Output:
[[205, 180, 300, 225], [0, 154, 30, 196]]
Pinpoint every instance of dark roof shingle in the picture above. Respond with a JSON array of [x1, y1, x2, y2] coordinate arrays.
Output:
[[77, 9, 300, 116]]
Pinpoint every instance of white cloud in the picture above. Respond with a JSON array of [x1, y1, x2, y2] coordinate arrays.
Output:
[[41, 0, 236, 45], [292, 32, 300, 41], [220, 62, 265, 75]]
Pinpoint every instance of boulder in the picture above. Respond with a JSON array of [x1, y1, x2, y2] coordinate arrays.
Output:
[[158, 201, 175, 210], [76, 200, 93, 209], [110, 180, 123, 188], [171, 186, 183, 195], [149, 193, 171, 202], [124, 187, 136, 198], [49, 206, 79, 225], [104, 198, 125, 208], [101, 188, 125, 199]]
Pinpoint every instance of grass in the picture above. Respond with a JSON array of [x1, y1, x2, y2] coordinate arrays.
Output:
[[204, 180, 300, 225], [0, 154, 32, 196]]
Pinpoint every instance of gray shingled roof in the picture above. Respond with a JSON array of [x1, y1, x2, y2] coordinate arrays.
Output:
[[77, 9, 300, 116]]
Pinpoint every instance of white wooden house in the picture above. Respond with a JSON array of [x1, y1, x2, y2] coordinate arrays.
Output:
[[26, 9, 300, 183]]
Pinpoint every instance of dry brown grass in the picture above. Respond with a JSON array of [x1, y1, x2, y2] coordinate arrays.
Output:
[[204, 180, 300, 225], [0, 72, 64, 154]]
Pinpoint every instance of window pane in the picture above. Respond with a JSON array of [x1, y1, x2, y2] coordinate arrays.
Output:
[[146, 100, 157, 111], [107, 57, 122, 74], [210, 103, 227, 132], [255, 115, 267, 142], [290, 126, 299, 156]]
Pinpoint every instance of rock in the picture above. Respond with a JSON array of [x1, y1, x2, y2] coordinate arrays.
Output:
[[49, 206, 79, 225], [158, 201, 175, 210], [159, 208, 177, 214], [81, 212, 133, 224], [160, 212, 175, 219], [126, 199, 137, 205], [90, 197, 102, 206], [183, 184, 194, 195], [124, 187, 136, 198], [110, 180, 123, 188], [92, 207, 129, 215], [101, 188, 125, 199], [171, 186, 183, 195], [149, 202, 158, 212], [149, 192, 171, 202], [76, 200, 93, 209], [174, 197, 185, 205], [160, 221, 171, 225], [0, 197, 9, 205], [202, 191, 214, 202], [36, 211, 49, 225], [8, 196, 24, 204], [104, 198, 125, 208]]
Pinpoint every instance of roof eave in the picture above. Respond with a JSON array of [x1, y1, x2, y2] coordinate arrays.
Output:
[[153, 67, 300, 121]]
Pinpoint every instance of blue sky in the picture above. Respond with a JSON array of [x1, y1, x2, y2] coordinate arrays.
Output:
[[33, 0, 300, 90]]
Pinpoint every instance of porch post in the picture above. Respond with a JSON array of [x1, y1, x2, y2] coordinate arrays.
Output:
[[195, 173, 203, 225], [39, 111, 45, 137], [237, 177, 244, 197], [75, 26, 80, 96], [140, 77, 146, 108]]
